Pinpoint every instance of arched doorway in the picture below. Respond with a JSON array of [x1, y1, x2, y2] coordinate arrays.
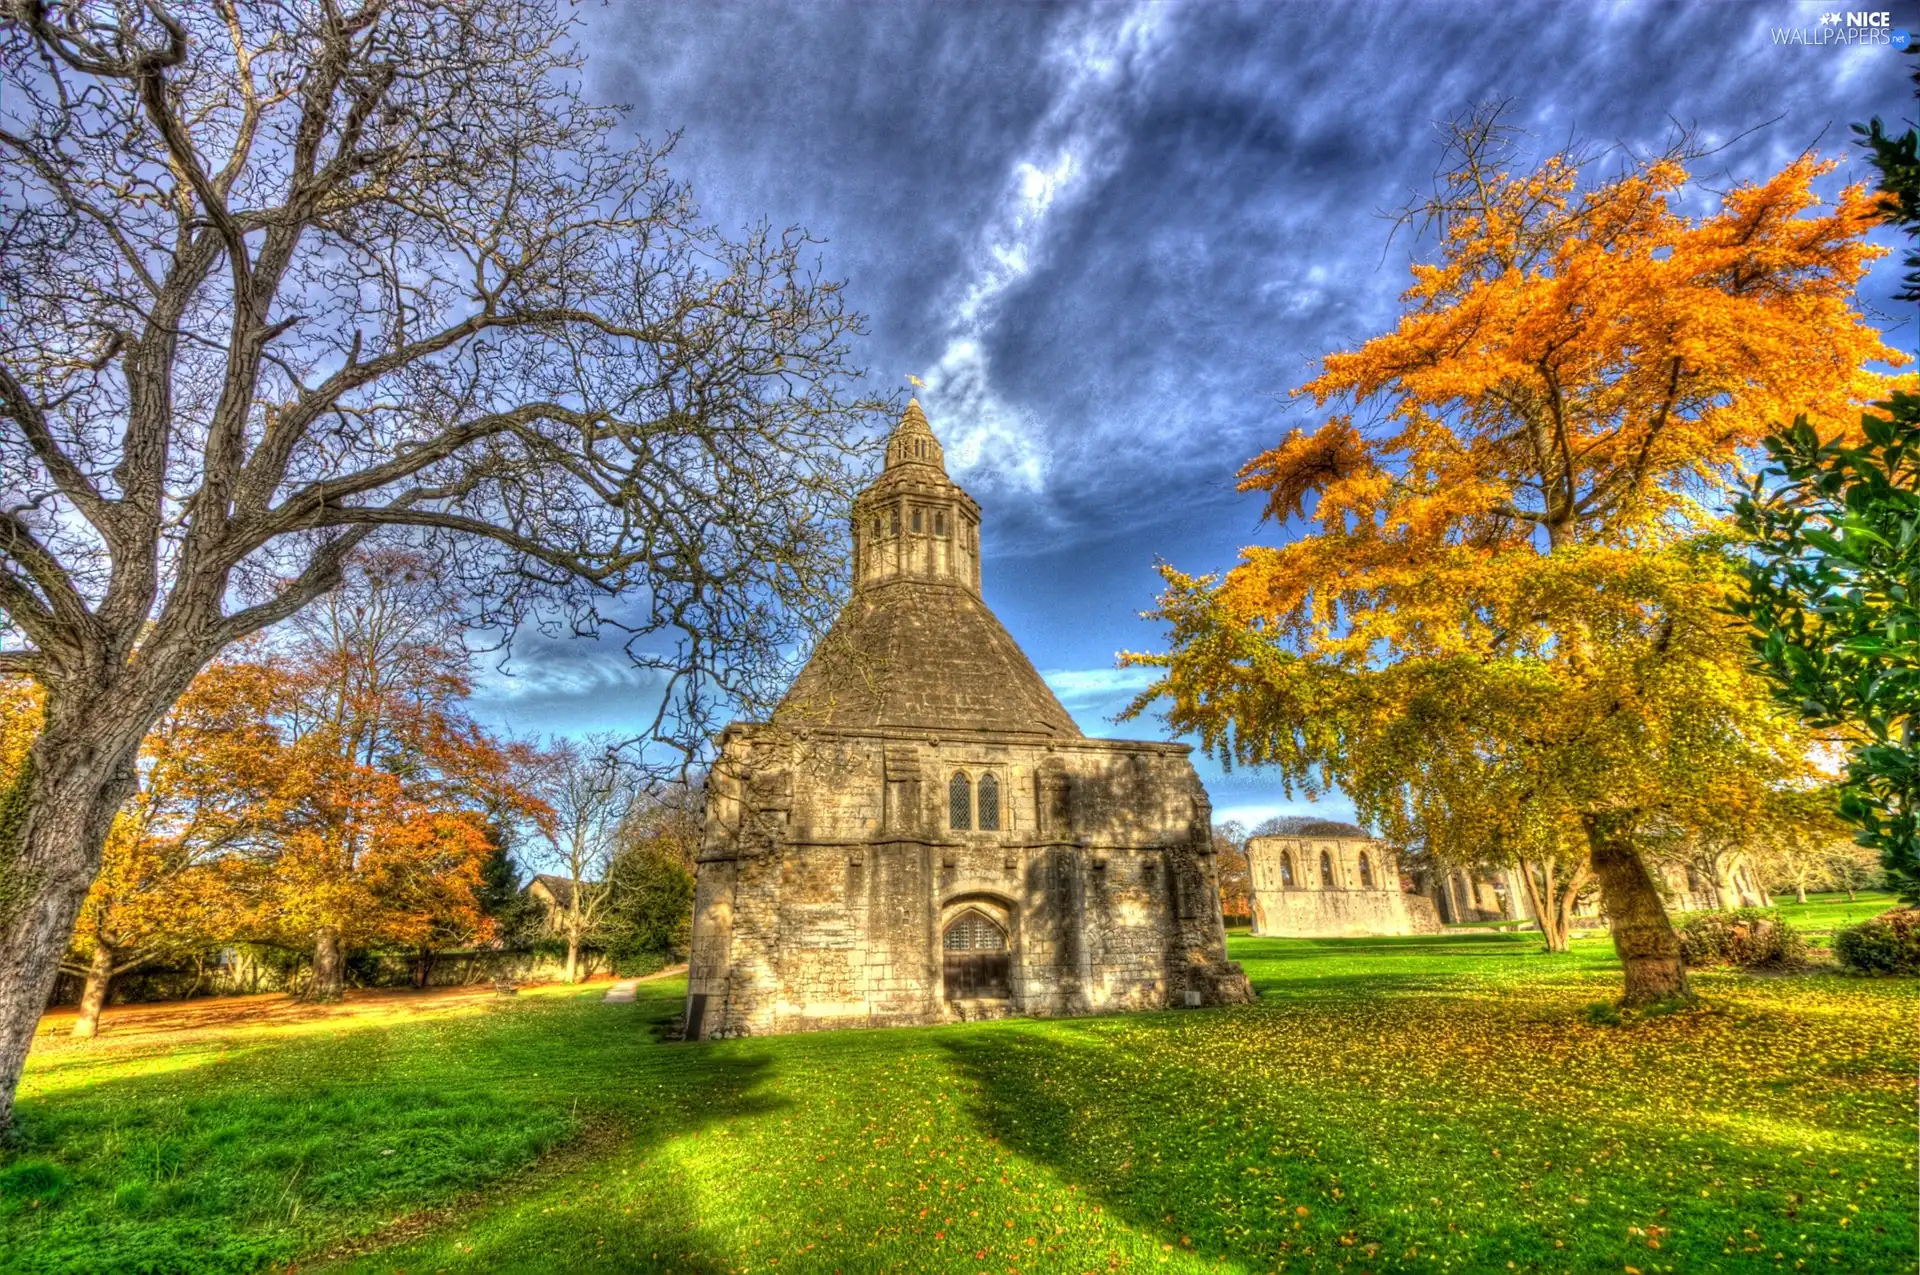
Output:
[[943, 908, 1010, 1000]]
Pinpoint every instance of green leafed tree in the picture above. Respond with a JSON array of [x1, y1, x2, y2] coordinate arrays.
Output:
[[1735, 392, 1920, 901], [600, 780, 702, 971], [1736, 71, 1920, 903]]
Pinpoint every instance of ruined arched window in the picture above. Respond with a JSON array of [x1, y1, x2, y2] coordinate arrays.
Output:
[[1320, 849, 1336, 889], [1279, 851, 1295, 889], [977, 773, 1000, 830], [1357, 851, 1375, 890], [949, 772, 972, 830]]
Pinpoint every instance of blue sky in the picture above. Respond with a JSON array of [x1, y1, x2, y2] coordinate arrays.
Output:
[[467, 0, 1918, 828]]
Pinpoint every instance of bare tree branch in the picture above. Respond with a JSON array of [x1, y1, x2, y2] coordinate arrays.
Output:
[[0, 0, 886, 1132]]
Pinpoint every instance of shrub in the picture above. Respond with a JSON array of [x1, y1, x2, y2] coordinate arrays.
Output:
[[1833, 908, 1920, 974], [1582, 1001, 1623, 1027], [1675, 908, 1806, 969], [611, 950, 668, 979]]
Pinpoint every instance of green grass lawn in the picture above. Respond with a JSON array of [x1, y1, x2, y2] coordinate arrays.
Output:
[[1769, 892, 1905, 943], [3, 926, 1914, 1275]]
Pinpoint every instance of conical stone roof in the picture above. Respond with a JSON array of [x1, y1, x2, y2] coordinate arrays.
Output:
[[777, 402, 1080, 738]]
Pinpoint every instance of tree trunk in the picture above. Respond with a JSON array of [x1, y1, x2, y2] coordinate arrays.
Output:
[[310, 928, 345, 1002], [72, 941, 116, 1040], [564, 931, 580, 984], [1846, 883, 1856, 901], [0, 723, 142, 1134], [1584, 810, 1691, 1006], [1517, 858, 1591, 954], [1556, 881, 1582, 951], [1794, 881, 1807, 904], [1518, 860, 1568, 953]]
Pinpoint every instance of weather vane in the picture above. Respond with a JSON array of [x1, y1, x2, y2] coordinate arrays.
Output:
[[906, 374, 926, 390]]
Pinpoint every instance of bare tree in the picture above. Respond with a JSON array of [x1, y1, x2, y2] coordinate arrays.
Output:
[[536, 734, 630, 983], [1209, 819, 1250, 925], [1825, 841, 1883, 902], [0, 0, 879, 1129]]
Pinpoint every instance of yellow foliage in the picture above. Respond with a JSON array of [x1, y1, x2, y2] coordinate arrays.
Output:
[[1130, 128, 1901, 870]]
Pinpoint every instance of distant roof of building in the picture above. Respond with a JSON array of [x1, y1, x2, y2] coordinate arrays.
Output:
[[527, 874, 598, 908], [1252, 816, 1371, 839]]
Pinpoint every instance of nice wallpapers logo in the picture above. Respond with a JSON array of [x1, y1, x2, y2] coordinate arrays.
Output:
[[1772, 9, 1912, 46]]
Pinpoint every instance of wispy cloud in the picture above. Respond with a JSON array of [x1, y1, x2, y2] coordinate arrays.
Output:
[[919, 2, 1175, 493], [1042, 665, 1157, 700], [470, 644, 664, 705], [1042, 663, 1161, 736]]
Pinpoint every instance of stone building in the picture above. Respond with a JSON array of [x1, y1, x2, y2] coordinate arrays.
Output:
[[684, 402, 1252, 1039], [1421, 856, 1769, 925], [1419, 863, 1536, 926], [1248, 809, 1773, 938], [1245, 822, 1441, 937]]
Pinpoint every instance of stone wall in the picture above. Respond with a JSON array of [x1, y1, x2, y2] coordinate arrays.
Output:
[[1246, 834, 1429, 937], [685, 726, 1251, 1039], [1251, 886, 1423, 938]]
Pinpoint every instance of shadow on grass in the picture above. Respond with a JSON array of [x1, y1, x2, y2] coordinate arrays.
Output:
[[2, 981, 779, 1275], [934, 982, 1913, 1274], [322, 1047, 782, 1275], [932, 1017, 1470, 1269]]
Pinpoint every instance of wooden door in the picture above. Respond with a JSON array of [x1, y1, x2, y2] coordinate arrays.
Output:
[[942, 910, 1010, 1000]]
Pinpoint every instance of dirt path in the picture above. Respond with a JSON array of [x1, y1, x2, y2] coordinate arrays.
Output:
[[31, 975, 623, 1053], [603, 964, 687, 1002]]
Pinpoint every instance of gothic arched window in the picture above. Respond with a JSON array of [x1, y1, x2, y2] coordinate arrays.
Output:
[[943, 909, 1005, 951], [1279, 851, 1295, 889], [977, 773, 1000, 830], [949, 772, 972, 830], [1357, 851, 1375, 890], [912, 508, 923, 533], [1320, 849, 1336, 889], [935, 511, 946, 536], [890, 509, 901, 537]]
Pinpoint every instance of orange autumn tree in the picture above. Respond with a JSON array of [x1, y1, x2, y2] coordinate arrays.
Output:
[[0, 679, 43, 912], [248, 554, 540, 1001], [63, 660, 283, 1037], [1128, 108, 1909, 1004]]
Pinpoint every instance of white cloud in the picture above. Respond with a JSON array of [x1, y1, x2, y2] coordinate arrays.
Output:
[[470, 646, 663, 703], [1042, 665, 1159, 701], [1042, 663, 1163, 737], [918, 1, 1175, 493], [924, 339, 1047, 489]]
